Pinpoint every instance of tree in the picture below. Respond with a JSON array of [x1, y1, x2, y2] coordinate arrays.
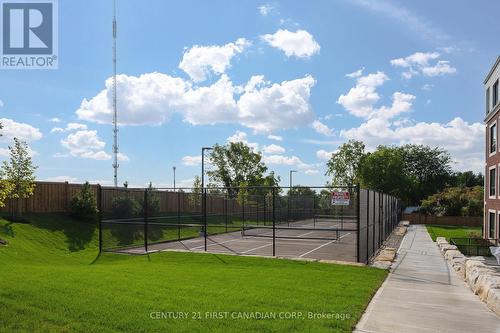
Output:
[[420, 186, 483, 217], [208, 142, 279, 197], [398, 144, 453, 204], [326, 140, 366, 185], [2, 138, 37, 219], [358, 146, 412, 200], [450, 171, 484, 188], [189, 175, 202, 207], [70, 182, 98, 222]]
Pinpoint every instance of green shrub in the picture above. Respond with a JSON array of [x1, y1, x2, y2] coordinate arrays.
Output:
[[70, 182, 98, 222], [111, 196, 141, 218], [420, 186, 483, 217]]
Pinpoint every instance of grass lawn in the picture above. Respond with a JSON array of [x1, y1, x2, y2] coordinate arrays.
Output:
[[0, 214, 387, 333], [425, 224, 482, 242]]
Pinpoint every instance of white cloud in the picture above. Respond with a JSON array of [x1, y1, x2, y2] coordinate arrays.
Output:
[[49, 117, 61, 123], [43, 176, 79, 183], [0, 100, 4, 108], [267, 134, 283, 141], [390, 52, 456, 79], [261, 29, 320, 58], [350, 0, 450, 43], [0, 118, 43, 142], [422, 84, 434, 91], [76, 73, 189, 125], [262, 144, 285, 154], [182, 155, 202, 166], [304, 169, 319, 175], [226, 130, 259, 151], [51, 122, 87, 133], [61, 130, 114, 160], [337, 71, 389, 118], [316, 149, 335, 161], [237, 75, 316, 133], [311, 120, 334, 136], [182, 75, 238, 125], [76, 72, 316, 134], [258, 4, 274, 16], [345, 68, 364, 78], [263, 154, 315, 172], [179, 38, 250, 82]]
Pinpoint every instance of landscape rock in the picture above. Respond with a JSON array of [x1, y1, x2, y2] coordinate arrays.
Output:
[[376, 248, 397, 262], [399, 221, 410, 227], [486, 287, 500, 317], [466, 264, 496, 290], [0, 238, 7, 245], [440, 244, 458, 254], [372, 260, 392, 270], [450, 256, 468, 280], [444, 249, 464, 261], [474, 274, 500, 302], [394, 227, 407, 236]]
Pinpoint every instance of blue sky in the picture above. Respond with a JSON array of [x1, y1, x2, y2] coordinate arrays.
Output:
[[0, 0, 498, 187]]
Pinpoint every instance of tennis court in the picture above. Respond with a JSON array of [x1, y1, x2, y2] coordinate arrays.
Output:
[[115, 217, 358, 261], [99, 186, 400, 263]]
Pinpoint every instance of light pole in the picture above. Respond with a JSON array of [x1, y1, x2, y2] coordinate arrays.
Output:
[[201, 147, 213, 249], [289, 170, 297, 221], [172, 166, 176, 191]]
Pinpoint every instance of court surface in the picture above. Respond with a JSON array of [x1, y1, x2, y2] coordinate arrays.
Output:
[[115, 218, 358, 262]]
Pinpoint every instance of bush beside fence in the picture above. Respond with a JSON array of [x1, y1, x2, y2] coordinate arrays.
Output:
[[403, 213, 482, 227]]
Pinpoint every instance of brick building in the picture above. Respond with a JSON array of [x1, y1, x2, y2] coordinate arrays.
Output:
[[484, 56, 500, 240]]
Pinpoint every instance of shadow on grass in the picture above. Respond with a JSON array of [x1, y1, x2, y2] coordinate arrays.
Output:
[[26, 213, 96, 252], [0, 222, 14, 237]]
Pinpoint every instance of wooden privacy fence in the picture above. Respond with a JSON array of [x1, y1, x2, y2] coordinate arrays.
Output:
[[0, 181, 246, 215], [0, 181, 100, 213], [403, 213, 483, 227]]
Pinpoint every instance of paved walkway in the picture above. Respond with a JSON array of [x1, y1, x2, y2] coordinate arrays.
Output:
[[355, 224, 500, 333]]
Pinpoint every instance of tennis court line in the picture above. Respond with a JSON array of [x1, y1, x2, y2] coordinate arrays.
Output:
[[298, 232, 351, 258], [241, 243, 273, 254], [189, 235, 268, 250]]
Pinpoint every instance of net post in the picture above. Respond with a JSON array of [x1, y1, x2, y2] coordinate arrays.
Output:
[[144, 188, 149, 253], [272, 187, 276, 257], [356, 183, 360, 263], [97, 184, 102, 254]]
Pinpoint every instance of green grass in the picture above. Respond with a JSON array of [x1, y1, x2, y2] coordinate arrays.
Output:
[[0, 214, 387, 333], [425, 224, 482, 242]]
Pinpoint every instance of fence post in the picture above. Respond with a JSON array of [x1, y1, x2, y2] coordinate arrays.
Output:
[[272, 187, 276, 257], [144, 188, 149, 253], [204, 188, 207, 252], [177, 191, 181, 241], [372, 190, 376, 256], [97, 184, 102, 253], [356, 183, 360, 263], [224, 192, 228, 233], [366, 189, 370, 261]]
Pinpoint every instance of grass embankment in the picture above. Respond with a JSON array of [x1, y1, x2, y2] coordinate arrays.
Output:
[[0, 214, 387, 332], [425, 224, 482, 242]]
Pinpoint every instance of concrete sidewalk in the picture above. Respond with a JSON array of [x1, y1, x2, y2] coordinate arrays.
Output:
[[355, 224, 500, 333]]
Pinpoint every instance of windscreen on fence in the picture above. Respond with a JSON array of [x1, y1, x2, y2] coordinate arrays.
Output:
[[99, 185, 400, 263]]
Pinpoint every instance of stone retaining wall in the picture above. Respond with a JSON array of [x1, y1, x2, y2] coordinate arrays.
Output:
[[436, 237, 500, 317]]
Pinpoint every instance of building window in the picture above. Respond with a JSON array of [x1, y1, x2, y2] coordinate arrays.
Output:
[[490, 167, 496, 197], [490, 123, 497, 153], [487, 87, 491, 114], [490, 212, 496, 239], [494, 80, 499, 107]]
